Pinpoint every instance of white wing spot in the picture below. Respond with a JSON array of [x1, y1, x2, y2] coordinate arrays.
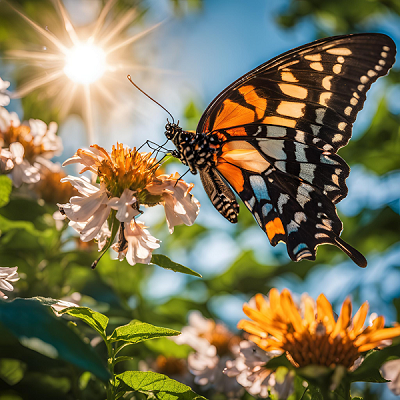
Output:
[[315, 108, 326, 124], [335, 168, 342, 175], [360, 75, 369, 84], [315, 232, 329, 239], [344, 106, 352, 116], [311, 124, 321, 135], [304, 54, 322, 61], [276, 101, 305, 118], [358, 84, 365, 91], [353, 92, 360, 99], [381, 51, 388, 58], [296, 183, 313, 208], [350, 97, 358, 106], [379, 59, 386, 66], [375, 65, 383, 71], [275, 160, 286, 172], [287, 221, 299, 235], [267, 126, 287, 137], [262, 203, 273, 217], [277, 193, 290, 214], [332, 134, 343, 143], [383, 45, 390, 51], [294, 212, 307, 224], [317, 202, 322, 207], [294, 142, 307, 162], [323, 144, 333, 151], [367, 69, 377, 78], [319, 92, 332, 106], [332, 174, 339, 185], [326, 47, 352, 55], [322, 76, 332, 90], [338, 122, 347, 131], [295, 131, 305, 143], [310, 62, 324, 71], [248, 196, 256, 209], [333, 64, 342, 74], [258, 140, 287, 160], [299, 163, 316, 182], [337, 56, 345, 63]]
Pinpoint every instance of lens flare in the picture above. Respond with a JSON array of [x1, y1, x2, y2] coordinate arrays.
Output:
[[64, 43, 106, 84]]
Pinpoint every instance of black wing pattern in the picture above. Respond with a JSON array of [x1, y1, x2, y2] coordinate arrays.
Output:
[[195, 33, 396, 267]]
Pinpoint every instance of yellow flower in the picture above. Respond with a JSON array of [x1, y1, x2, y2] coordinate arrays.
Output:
[[238, 289, 400, 369]]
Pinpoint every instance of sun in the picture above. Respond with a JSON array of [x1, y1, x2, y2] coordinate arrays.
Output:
[[5, 0, 162, 143], [64, 43, 107, 85]]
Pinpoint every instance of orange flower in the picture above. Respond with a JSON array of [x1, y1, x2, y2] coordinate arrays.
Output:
[[238, 289, 400, 369]]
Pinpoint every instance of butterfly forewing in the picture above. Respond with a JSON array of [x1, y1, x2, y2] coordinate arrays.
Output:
[[198, 34, 395, 151]]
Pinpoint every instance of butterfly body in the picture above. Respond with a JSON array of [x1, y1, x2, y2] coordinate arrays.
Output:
[[165, 33, 396, 267]]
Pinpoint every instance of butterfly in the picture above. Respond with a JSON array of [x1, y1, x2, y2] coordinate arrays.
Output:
[[164, 33, 396, 268]]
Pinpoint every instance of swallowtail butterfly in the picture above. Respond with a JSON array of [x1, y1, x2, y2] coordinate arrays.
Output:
[[164, 33, 396, 267]]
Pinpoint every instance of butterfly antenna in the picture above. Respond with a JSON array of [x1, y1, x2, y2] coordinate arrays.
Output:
[[127, 75, 175, 124]]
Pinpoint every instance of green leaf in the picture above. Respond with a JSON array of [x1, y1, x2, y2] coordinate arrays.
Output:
[[109, 320, 180, 344], [0, 175, 12, 208], [151, 254, 202, 277], [0, 298, 110, 382], [58, 306, 109, 339], [144, 337, 192, 358], [116, 371, 207, 399], [349, 344, 400, 383], [264, 354, 294, 370]]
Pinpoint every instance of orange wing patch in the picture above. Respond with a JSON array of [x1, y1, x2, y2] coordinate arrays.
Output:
[[265, 218, 285, 242], [216, 162, 245, 192], [238, 85, 267, 120]]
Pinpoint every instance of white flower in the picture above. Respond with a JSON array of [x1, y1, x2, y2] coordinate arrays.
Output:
[[29, 118, 63, 159], [173, 311, 242, 398], [147, 172, 200, 233], [108, 188, 139, 222], [0, 146, 14, 172], [58, 176, 111, 241], [0, 106, 20, 133], [0, 267, 19, 299], [382, 359, 400, 395], [112, 220, 160, 265], [0, 78, 10, 107], [63, 145, 108, 174], [224, 341, 293, 399], [8, 142, 40, 187]]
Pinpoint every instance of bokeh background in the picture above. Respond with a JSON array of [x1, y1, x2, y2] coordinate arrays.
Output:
[[0, 0, 400, 398]]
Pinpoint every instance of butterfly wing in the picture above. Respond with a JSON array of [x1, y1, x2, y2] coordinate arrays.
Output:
[[196, 33, 396, 266]]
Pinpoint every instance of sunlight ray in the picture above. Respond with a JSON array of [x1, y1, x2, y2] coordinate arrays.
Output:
[[84, 85, 94, 144], [52, 81, 78, 119], [98, 9, 137, 47], [12, 70, 64, 98], [95, 81, 118, 105], [105, 21, 163, 55], [54, 0, 80, 46], [7, 2, 69, 54], [6, 50, 64, 62], [89, 0, 118, 42]]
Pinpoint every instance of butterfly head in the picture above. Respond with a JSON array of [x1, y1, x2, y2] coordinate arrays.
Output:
[[165, 120, 182, 141]]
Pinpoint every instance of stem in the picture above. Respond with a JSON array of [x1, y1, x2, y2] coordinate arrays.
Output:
[[106, 340, 116, 400]]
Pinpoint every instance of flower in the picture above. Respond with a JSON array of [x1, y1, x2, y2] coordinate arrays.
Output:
[[382, 359, 400, 395], [173, 311, 243, 398], [112, 220, 160, 265], [0, 267, 19, 299], [224, 340, 294, 399], [60, 143, 200, 266], [147, 172, 200, 233], [238, 289, 400, 370], [0, 107, 61, 187], [0, 78, 10, 107], [8, 142, 40, 187]]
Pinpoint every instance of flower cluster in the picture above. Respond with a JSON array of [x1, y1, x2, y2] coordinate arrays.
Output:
[[238, 289, 400, 370], [59, 144, 200, 266], [0, 79, 63, 190], [0, 267, 19, 299]]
